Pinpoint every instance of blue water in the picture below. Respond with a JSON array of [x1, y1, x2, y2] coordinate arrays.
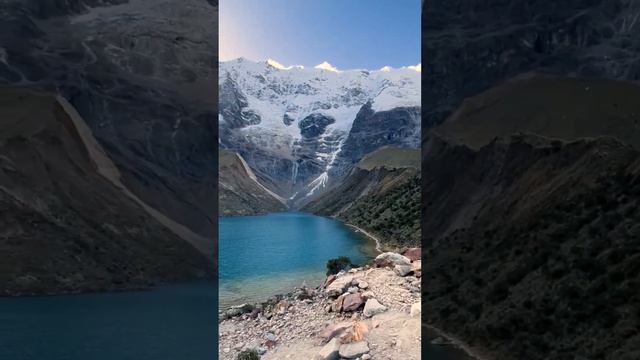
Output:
[[0, 282, 216, 360], [219, 212, 376, 309]]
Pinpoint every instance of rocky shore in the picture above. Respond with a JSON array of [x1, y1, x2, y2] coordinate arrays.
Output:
[[219, 250, 422, 360]]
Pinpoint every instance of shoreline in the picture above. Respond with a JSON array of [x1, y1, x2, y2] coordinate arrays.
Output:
[[345, 223, 384, 253], [425, 324, 488, 360]]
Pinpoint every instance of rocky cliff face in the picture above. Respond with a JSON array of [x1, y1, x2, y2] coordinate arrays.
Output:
[[0, 0, 217, 238], [219, 150, 286, 216], [0, 88, 213, 295], [304, 147, 421, 250], [423, 0, 640, 127], [219, 59, 420, 203]]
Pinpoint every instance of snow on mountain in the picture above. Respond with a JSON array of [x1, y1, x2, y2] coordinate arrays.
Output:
[[219, 57, 420, 200]]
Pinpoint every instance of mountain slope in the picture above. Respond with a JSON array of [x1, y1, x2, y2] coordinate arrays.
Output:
[[304, 147, 420, 250], [423, 0, 640, 127], [434, 74, 640, 150], [219, 150, 287, 216], [0, 87, 212, 295], [219, 58, 420, 201], [424, 133, 640, 359], [423, 76, 640, 359], [0, 0, 218, 239]]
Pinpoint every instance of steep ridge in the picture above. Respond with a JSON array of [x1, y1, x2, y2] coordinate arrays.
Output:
[[219, 150, 287, 216], [0, 0, 218, 238], [423, 0, 640, 127], [219, 58, 420, 201], [435, 74, 640, 150], [0, 88, 212, 295], [423, 76, 640, 359], [304, 147, 420, 250]]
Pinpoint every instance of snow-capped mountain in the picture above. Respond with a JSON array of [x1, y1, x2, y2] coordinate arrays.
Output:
[[219, 57, 420, 203]]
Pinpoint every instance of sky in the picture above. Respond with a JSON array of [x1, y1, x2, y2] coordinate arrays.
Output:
[[219, 0, 421, 71]]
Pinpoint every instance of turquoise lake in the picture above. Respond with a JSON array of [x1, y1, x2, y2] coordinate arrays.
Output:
[[0, 282, 216, 360], [219, 212, 377, 309]]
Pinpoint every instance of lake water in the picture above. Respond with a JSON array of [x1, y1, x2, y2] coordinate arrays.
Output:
[[0, 282, 217, 360], [219, 212, 377, 309]]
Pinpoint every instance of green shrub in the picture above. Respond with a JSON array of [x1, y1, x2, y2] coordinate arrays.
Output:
[[326, 256, 352, 275], [237, 350, 260, 360]]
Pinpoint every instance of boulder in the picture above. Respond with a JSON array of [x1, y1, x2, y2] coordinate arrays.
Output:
[[374, 252, 411, 268], [342, 293, 364, 312], [347, 286, 359, 294], [357, 281, 369, 289], [361, 291, 376, 300], [317, 338, 340, 360], [325, 274, 354, 297], [394, 264, 413, 277], [339, 341, 369, 359], [332, 293, 347, 312], [276, 300, 289, 315], [363, 299, 387, 317], [319, 322, 353, 341], [403, 247, 421, 262], [223, 303, 253, 318]]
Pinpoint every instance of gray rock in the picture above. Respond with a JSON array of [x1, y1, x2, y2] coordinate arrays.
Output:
[[317, 338, 340, 360], [363, 299, 387, 317], [264, 332, 277, 342], [394, 264, 413, 277], [374, 252, 411, 267], [339, 341, 369, 359], [342, 293, 364, 312], [325, 275, 354, 297], [357, 281, 369, 289], [348, 286, 359, 294]]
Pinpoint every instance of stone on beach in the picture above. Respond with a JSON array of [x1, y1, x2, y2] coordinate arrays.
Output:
[[374, 252, 411, 268], [325, 274, 354, 297], [403, 247, 421, 262], [338, 341, 369, 359], [316, 338, 341, 360], [363, 299, 387, 317], [394, 264, 413, 277], [319, 322, 353, 341], [342, 293, 364, 312]]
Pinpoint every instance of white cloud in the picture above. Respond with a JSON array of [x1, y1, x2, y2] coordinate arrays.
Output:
[[314, 61, 340, 72]]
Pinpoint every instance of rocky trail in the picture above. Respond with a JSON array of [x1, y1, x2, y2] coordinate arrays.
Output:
[[219, 251, 422, 360]]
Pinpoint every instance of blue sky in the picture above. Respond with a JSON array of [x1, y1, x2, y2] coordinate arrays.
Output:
[[219, 0, 421, 70]]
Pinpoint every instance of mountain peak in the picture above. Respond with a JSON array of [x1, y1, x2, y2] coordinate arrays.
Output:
[[314, 61, 340, 72], [266, 58, 304, 70]]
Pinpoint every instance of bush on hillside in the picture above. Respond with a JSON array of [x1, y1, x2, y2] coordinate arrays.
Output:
[[237, 350, 260, 360], [326, 256, 352, 275]]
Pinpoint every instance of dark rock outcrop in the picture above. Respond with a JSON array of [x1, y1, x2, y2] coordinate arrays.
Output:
[[0, 0, 218, 239], [423, 0, 640, 127], [298, 113, 335, 139], [331, 103, 420, 179], [219, 150, 286, 216], [0, 88, 212, 296]]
